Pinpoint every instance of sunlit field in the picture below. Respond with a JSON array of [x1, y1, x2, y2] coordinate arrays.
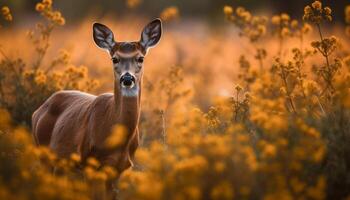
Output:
[[1, 0, 350, 199]]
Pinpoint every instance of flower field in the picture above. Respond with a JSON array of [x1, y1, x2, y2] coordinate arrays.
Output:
[[0, 0, 350, 199]]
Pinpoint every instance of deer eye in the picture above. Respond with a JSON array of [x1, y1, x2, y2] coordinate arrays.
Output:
[[112, 57, 120, 64], [137, 57, 144, 64]]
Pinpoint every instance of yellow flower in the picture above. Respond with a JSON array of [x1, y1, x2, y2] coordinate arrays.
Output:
[[43, 0, 53, 6], [126, 0, 141, 9], [324, 7, 332, 15], [312, 146, 325, 163], [223, 5, 233, 16], [325, 15, 332, 22], [105, 124, 128, 148], [34, 71, 47, 85], [160, 6, 179, 22], [35, 3, 45, 12], [346, 6, 350, 23], [290, 177, 306, 193], [1, 6, 12, 21], [177, 146, 191, 157], [271, 15, 281, 25], [211, 181, 234, 200], [281, 13, 290, 21], [311, 1, 322, 11], [281, 27, 290, 37], [174, 155, 208, 175], [235, 84, 243, 92], [257, 24, 266, 35], [13, 127, 32, 145], [52, 11, 61, 20], [1, 6, 10, 15], [291, 20, 298, 29], [302, 23, 312, 34], [214, 161, 226, 173], [87, 157, 100, 168], [241, 11, 252, 22], [21, 170, 31, 180], [303, 1, 332, 23], [4, 14, 12, 21], [279, 87, 287, 95], [304, 6, 312, 15], [56, 17, 65, 25], [102, 166, 118, 179], [94, 171, 107, 181], [263, 143, 277, 158], [70, 153, 81, 163], [307, 176, 326, 199], [185, 186, 201, 200], [84, 166, 95, 179], [236, 7, 245, 16]]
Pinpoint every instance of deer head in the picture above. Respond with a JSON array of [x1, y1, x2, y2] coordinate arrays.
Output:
[[93, 19, 162, 97]]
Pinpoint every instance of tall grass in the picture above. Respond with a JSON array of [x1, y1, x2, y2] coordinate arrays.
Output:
[[1, 0, 350, 199]]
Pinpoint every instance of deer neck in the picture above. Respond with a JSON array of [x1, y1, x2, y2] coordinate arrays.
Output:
[[113, 80, 141, 134]]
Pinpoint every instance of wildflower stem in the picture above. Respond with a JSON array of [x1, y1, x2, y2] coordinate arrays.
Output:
[[316, 24, 330, 68], [254, 45, 265, 73], [160, 110, 167, 145], [234, 90, 239, 122], [280, 66, 297, 114], [316, 23, 334, 92], [297, 40, 307, 100], [0, 46, 10, 61], [32, 25, 54, 72], [297, 64, 307, 99], [316, 96, 326, 116], [278, 35, 283, 57], [258, 58, 264, 73], [0, 81, 7, 106]]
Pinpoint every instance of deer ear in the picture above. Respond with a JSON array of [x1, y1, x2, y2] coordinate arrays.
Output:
[[93, 23, 115, 52], [140, 19, 162, 51]]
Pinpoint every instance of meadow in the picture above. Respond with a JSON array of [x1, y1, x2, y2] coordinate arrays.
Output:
[[0, 0, 350, 199]]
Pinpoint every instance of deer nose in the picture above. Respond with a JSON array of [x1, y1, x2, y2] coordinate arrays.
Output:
[[120, 73, 135, 88]]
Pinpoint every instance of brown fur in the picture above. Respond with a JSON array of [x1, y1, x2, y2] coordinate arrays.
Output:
[[113, 42, 144, 54], [32, 84, 140, 172], [32, 19, 161, 199]]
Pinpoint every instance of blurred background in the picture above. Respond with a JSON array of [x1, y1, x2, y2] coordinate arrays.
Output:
[[1, 0, 349, 24], [0, 0, 349, 110], [0, 1, 350, 199]]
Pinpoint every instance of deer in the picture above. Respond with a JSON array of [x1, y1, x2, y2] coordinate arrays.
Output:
[[31, 18, 162, 198]]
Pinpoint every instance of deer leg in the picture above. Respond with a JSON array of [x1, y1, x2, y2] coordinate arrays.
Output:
[[106, 179, 118, 200], [128, 130, 139, 161]]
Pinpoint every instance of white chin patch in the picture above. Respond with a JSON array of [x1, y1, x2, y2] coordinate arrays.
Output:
[[121, 86, 139, 97]]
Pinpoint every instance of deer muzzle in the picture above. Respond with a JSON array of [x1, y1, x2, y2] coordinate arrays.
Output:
[[120, 73, 136, 88]]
